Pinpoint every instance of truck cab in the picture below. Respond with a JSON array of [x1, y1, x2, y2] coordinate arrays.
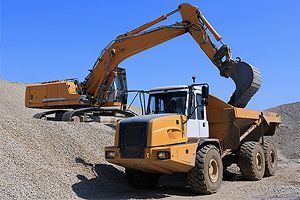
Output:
[[146, 85, 209, 138]]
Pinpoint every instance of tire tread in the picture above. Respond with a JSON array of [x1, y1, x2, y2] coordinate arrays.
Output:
[[187, 144, 222, 194], [238, 141, 265, 180]]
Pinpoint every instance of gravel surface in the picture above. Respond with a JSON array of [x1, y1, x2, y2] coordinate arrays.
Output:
[[0, 80, 299, 199]]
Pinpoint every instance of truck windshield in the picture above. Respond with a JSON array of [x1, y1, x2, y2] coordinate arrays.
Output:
[[147, 91, 187, 115]]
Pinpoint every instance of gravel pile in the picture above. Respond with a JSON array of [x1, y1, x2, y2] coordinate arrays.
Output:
[[267, 102, 300, 159], [0, 80, 120, 199], [0, 80, 299, 199]]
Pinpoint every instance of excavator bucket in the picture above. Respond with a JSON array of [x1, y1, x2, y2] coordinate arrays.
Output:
[[226, 61, 261, 108]]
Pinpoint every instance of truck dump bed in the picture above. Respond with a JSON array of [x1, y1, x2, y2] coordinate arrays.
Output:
[[207, 95, 281, 151]]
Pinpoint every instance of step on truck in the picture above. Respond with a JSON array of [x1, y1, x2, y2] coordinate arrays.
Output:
[[105, 84, 281, 194]]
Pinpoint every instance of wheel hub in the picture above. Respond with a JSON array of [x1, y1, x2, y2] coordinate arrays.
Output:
[[269, 150, 276, 167], [256, 152, 263, 171], [208, 158, 219, 183]]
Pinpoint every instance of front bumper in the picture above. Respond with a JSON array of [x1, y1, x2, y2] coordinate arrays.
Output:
[[105, 143, 197, 174]]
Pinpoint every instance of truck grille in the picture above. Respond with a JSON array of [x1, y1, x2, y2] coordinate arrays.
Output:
[[119, 122, 148, 159]]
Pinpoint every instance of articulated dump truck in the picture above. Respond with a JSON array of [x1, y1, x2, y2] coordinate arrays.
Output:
[[105, 84, 281, 194]]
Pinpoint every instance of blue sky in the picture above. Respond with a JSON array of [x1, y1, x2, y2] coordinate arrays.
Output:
[[1, 0, 299, 110]]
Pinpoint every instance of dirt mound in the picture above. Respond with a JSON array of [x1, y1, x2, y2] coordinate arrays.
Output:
[[0, 80, 299, 199], [0, 81, 39, 119], [267, 102, 300, 159], [0, 80, 120, 199], [268, 102, 300, 126]]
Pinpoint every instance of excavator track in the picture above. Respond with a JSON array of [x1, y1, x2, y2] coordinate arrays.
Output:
[[61, 107, 137, 122], [33, 110, 68, 121]]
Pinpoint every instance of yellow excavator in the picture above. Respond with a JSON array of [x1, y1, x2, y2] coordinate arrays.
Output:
[[25, 3, 261, 121]]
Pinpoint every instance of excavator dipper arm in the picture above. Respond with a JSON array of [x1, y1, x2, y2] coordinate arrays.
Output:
[[82, 3, 261, 108]]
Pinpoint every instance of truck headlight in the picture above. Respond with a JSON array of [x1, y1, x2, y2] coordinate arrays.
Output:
[[105, 151, 115, 159], [157, 151, 170, 160]]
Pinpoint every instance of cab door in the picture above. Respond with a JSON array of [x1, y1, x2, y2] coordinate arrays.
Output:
[[195, 93, 209, 138], [186, 92, 209, 138], [186, 92, 200, 137]]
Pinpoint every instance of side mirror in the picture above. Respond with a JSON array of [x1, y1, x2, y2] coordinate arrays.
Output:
[[201, 85, 209, 105], [202, 85, 209, 99]]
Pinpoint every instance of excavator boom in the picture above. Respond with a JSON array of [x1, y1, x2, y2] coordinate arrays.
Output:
[[82, 3, 261, 108]]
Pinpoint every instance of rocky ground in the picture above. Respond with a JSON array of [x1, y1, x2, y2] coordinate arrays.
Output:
[[0, 80, 299, 199]]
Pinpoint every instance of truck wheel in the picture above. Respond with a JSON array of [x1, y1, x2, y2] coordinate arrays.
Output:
[[238, 141, 265, 180], [125, 169, 160, 189], [264, 142, 278, 177], [187, 144, 223, 194]]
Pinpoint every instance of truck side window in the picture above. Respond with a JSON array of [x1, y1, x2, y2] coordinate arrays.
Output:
[[188, 92, 196, 119], [196, 94, 204, 120]]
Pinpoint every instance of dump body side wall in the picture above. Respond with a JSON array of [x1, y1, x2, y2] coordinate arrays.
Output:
[[207, 95, 281, 151]]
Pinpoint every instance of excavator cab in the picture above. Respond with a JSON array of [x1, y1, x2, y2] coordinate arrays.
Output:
[[105, 67, 128, 104]]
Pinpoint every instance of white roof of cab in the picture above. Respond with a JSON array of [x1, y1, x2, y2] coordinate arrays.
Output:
[[149, 85, 189, 92], [149, 85, 204, 93]]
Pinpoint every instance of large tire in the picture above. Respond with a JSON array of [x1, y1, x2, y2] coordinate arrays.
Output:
[[187, 144, 223, 194], [238, 141, 265, 180], [263, 142, 278, 177], [125, 169, 160, 189]]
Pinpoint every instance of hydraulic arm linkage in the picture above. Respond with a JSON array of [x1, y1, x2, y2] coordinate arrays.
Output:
[[82, 3, 261, 108]]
